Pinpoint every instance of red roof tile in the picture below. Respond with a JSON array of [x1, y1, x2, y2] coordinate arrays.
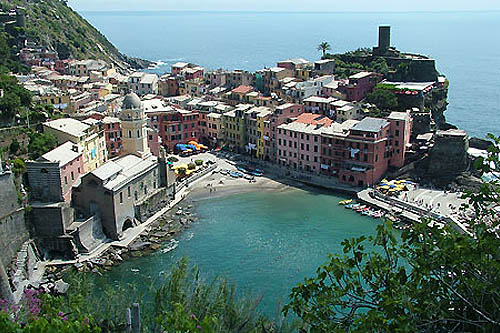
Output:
[[295, 113, 333, 126], [231, 85, 254, 94]]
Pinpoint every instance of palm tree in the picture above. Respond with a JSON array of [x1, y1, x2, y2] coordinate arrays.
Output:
[[317, 42, 331, 58]]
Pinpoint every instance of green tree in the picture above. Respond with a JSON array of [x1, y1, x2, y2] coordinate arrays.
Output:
[[285, 134, 500, 332], [317, 42, 331, 58], [9, 138, 20, 155], [366, 87, 398, 111], [12, 157, 25, 176], [28, 132, 58, 159]]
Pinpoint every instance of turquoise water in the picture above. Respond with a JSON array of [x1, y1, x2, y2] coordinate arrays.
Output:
[[80, 10, 500, 138], [96, 188, 379, 316]]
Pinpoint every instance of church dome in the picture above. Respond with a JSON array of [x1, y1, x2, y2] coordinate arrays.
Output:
[[122, 93, 142, 109]]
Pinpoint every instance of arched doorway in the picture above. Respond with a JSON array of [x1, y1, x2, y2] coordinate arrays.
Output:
[[122, 218, 134, 232]]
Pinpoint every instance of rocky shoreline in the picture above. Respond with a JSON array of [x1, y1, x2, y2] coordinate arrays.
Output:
[[44, 201, 200, 284]]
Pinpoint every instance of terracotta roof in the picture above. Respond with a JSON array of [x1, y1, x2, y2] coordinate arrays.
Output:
[[231, 85, 254, 94], [295, 113, 333, 126]]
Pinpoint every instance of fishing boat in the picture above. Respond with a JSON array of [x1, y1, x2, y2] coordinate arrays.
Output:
[[372, 211, 384, 219], [338, 199, 353, 205], [345, 203, 354, 209]]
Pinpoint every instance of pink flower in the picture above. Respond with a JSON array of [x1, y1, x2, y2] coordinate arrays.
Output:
[[197, 324, 202, 330]]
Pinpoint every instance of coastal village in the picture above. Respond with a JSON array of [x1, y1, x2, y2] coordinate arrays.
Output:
[[0, 12, 488, 305]]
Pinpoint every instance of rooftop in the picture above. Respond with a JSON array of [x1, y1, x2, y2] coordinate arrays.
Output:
[[278, 121, 325, 135], [39, 141, 81, 167], [303, 96, 335, 104], [388, 111, 410, 121], [232, 85, 254, 94], [351, 117, 390, 133], [44, 118, 91, 138], [295, 113, 333, 126], [382, 81, 435, 91], [91, 154, 157, 191], [350, 71, 375, 80]]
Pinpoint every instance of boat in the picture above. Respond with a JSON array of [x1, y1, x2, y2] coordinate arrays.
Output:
[[338, 199, 353, 205], [220, 169, 229, 175], [250, 171, 263, 177], [361, 209, 373, 216], [356, 205, 367, 212], [229, 171, 240, 178], [350, 203, 361, 210], [345, 203, 355, 209], [372, 211, 384, 219]]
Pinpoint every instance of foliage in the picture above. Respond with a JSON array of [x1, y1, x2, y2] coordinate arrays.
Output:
[[27, 132, 58, 160], [177, 167, 187, 177], [12, 157, 25, 176], [156, 303, 217, 333], [151, 258, 296, 332], [0, 74, 32, 122], [0, 288, 100, 332], [0, 0, 129, 66], [9, 138, 20, 155], [194, 159, 203, 166], [285, 134, 500, 332], [317, 42, 331, 57], [0, 259, 295, 332], [187, 163, 196, 170], [366, 87, 398, 111]]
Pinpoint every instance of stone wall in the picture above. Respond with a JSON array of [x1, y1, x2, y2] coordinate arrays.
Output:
[[426, 130, 470, 183], [0, 172, 29, 270], [134, 187, 174, 222], [0, 171, 29, 300]]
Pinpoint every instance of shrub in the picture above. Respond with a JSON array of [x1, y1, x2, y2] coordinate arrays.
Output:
[[194, 159, 203, 166], [187, 163, 196, 170], [12, 158, 26, 176]]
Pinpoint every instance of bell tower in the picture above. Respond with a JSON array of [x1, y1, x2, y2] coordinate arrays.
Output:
[[120, 93, 151, 158]]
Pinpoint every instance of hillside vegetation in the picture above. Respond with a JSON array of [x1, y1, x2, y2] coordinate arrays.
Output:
[[0, 0, 149, 70]]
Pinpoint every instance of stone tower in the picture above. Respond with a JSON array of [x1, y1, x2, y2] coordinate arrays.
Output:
[[120, 93, 151, 158]]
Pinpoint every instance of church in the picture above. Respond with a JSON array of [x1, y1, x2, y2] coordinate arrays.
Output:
[[73, 92, 175, 241]]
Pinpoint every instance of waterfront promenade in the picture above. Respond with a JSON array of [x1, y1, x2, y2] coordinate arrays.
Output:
[[358, 187, 473, 234]]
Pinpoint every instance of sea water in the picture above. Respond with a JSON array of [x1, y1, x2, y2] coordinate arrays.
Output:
[[81, 10, 500, 138], [93, 188, 379, 316]]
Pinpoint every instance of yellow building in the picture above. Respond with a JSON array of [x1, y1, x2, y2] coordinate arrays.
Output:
[[43, 118, 108, 173], [222, 105, 251, 152]]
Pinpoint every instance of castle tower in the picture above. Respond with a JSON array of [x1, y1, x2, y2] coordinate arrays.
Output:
[[378, 26, 391, 51], [119, 93, 151, 159]]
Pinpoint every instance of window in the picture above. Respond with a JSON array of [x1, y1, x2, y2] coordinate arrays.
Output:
[[128, 130, 132, 138], [314, 146, 318, 153], [64, 176, 68, 185], [395, 129, 400, 136], [119, 192, 123, 204], [71, 171, 74, 180]]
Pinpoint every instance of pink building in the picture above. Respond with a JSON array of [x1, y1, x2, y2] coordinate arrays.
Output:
[[338, 72, 382, 102], [27, 142, 84, 203], [146, 127, 162, 156], [276, 113, 332, 173], [387, 111, 413, 168], [320, 113, 412, 187], [102, 117, 122, 158]]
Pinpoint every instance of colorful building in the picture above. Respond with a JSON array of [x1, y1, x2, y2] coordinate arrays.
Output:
[[27, 141, 84, 203], [43, 118, 108, 173]]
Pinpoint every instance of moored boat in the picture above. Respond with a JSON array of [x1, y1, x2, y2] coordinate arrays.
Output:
[[338, 199, 353, 205]]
